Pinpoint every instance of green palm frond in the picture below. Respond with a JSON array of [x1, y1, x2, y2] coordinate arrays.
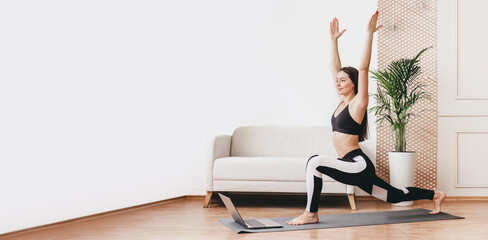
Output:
[[369, 47, 432, 152]]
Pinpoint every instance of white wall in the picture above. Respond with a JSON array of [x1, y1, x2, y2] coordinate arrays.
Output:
[[0, 0, 376, 234]]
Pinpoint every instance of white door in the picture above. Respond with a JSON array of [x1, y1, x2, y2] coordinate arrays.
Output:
[[437, 0, 488, 196]]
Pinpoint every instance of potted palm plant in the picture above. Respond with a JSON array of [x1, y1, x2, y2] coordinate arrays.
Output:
[[369, 47, 431, 206]]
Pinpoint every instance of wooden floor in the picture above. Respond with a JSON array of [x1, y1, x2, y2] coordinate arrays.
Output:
[[1, 194, 487, 240]]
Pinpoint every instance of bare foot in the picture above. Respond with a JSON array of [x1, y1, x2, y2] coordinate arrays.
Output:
[[430, 191, 446, 214], [286, 211, 319, 225]]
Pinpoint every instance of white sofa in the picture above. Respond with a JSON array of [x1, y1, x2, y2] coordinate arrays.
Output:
[[204, 126, 374, 210]]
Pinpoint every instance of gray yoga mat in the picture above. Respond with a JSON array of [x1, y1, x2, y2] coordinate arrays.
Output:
[[219, 208, 464, 233]]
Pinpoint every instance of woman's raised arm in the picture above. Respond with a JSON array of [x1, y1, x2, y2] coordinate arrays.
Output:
[[330, 17, 346, 96], [357, 11, 382, 104]]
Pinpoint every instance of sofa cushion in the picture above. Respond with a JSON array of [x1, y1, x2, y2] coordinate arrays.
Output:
[[230, 126, 337, 157], [213, 157, 337, 182]]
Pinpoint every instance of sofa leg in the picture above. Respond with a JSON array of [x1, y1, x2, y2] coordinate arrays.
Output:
[[347, 194, 356, 211], [203, 191, 213, 208]]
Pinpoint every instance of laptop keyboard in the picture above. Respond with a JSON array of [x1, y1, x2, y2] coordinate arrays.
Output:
[[245, 219, 266, 228]]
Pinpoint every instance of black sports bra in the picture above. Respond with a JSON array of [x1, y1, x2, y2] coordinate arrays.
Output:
[[331, 103, 363, 136]]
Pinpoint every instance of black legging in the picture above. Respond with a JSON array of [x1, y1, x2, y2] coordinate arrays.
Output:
[[305, 148, 434, 212]]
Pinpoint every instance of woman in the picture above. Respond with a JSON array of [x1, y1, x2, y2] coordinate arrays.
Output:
[[286, 11, 446, 225]]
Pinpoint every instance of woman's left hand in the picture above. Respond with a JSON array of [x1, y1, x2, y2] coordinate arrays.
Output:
[[367, 10, 383, 34]]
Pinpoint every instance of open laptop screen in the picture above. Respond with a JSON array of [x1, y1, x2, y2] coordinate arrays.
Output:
[[218, 193, 247, 227]]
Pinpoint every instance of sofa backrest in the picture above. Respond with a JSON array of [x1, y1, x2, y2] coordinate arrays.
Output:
[[230, 126, 336, 157]]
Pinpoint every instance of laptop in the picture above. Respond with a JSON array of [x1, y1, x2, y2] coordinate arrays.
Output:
[[218, 193, 282, 229]]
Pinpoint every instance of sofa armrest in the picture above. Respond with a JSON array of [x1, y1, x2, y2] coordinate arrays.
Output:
[[206, 135, 232, 191]]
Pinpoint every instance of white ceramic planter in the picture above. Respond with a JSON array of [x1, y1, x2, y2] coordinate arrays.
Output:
[[388, 151, 417, 206]]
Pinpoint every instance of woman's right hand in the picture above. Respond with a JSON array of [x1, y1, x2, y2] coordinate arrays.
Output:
[[330, 17, 346, 40]]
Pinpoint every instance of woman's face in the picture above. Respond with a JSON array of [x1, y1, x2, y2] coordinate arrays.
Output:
[[336, 71, 355, 96]]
